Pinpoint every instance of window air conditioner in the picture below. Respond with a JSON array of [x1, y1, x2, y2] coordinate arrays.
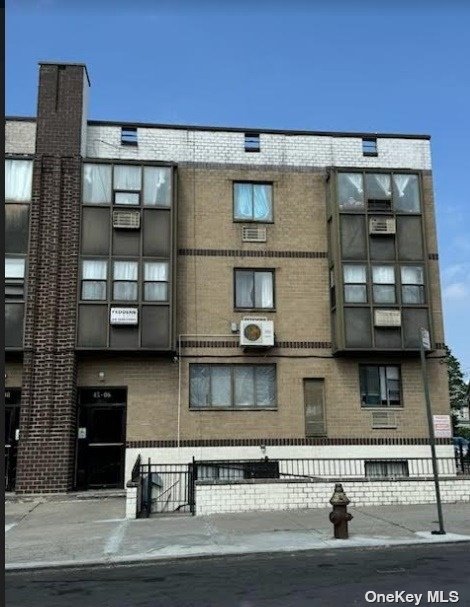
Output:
[[239, 317, 274, 347], [369, 217, 396, 235], [242, 226, 267, 243], [112, 209, 141, 229], [374, 309, 401, 327], [371, 410, 397, 429]]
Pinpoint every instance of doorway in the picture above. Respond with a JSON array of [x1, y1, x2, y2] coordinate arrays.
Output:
[[5, 389, 21, 492], [303, 379, 326, 438], [75, 388, 127, 490]]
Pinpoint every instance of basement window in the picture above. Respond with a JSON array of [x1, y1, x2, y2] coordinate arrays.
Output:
[[121, 127, 138, 146], [362, 137, 378, 156], [244, 133, 260, 152], [365, 460, 409, 479]]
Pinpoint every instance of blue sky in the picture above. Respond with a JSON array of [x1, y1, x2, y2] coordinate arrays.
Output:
[[6, 1, 470, 377]]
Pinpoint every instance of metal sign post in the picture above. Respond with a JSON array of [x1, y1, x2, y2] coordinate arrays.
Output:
[[420, 328, 446, 535]]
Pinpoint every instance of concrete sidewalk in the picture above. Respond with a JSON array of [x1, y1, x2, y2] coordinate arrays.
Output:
[[5, 497, 470, 571]]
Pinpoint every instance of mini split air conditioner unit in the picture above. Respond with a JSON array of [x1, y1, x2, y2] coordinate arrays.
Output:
[[369, 217, 396, 235], [239, 317, 274, 347]]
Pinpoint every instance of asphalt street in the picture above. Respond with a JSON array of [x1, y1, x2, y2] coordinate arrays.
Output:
[[5, 542, 470, 607]]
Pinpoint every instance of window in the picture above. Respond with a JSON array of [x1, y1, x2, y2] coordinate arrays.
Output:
[[401, 265, 425, 304], [234, 183, 272, 222], [235, 269, 274, 309], [114, 192, 140, 206], [360, 365, 401, 407], [143, 167, 171, 207], [338, 173, 364, 210], [244, 133, 260, 152], [365, 460, 409, 479], [121, 126, 137, 146], [190, 364, 276, 408], [5, 257, 26, 299], [343, 264, 367, 303], [372, 265, 396, 304], [393, 174, 420, 213], [113, 261, 138, 301], [362, 138, 378, 156], [83, 164, 112, 204], [5, 159, 33, 202], [365, 173, 392, 204], [83, 163, 172, 208], [81, 260, 107, 300], [338, 172, 421, 213], [144, 261, 169, 301]]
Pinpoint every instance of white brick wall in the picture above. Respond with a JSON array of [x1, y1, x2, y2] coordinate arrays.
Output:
[[5, 118, 431, 170], [86, 125, 431, 170], [5, 120, 36, 155], [195, 478, 470, 515]]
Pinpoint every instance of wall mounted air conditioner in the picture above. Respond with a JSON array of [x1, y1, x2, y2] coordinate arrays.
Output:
[[113, 209, 141, 229], [374, 309, 401, 327], [239, 317, 274, 347], [369, 217, 396, 235], [242, 226, 267, 243], [371, 410, 397, 429]]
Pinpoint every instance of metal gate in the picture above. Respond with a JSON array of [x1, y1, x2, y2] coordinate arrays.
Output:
[[140, 460, 195, 516]]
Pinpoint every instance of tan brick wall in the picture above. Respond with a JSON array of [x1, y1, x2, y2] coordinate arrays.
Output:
[[77, 354, 448, 441], [76, 166, 450, 443]]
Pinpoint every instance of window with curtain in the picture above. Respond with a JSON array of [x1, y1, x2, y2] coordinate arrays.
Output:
[[83, 164, 112, 204], [113, 165, 142, 191], [359, 365, 401, 407], [113, 261, 138, 301], [81, 259, 107, 300], [190, 364, 276, 408], [372, 265, 396, 304], [233, 183, 273, 221], [366, 173, 392, 200], [234, 269, 274, 309], [143, 261, 169, 301], [343, 264, 367, 303], [143, 167, 171, 207], [401, 265, 425, 304], [365, 460, 409, 479], [393, 174, 420, 213], [5, 160, 33, 202], [337, 173, 364, 210]]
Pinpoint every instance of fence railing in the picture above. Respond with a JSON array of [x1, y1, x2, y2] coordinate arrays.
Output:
[[135, 454, 469, 516], [192, 456, 469, 481]]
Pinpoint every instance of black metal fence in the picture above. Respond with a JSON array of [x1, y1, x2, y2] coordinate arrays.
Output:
[[139, 460, 195, 516], [135, 453, 469, 516]]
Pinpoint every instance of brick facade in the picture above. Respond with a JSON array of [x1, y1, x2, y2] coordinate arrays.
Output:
[[14, 64, 88, 493], [5, 61, 451, 493]]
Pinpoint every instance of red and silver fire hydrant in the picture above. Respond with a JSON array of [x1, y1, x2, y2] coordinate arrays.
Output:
[[329, 483, 353, 539]]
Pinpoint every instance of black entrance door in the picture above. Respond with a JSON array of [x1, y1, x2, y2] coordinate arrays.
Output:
[[5, 389, 21, 492], [75, 388, 126, 490]]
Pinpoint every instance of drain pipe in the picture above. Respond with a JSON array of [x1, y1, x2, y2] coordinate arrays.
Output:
[[177, 333, 238, 448]]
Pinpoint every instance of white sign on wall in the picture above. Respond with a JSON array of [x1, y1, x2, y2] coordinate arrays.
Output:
[[433, 415, 452, 438], [110, 307, 138, 325]]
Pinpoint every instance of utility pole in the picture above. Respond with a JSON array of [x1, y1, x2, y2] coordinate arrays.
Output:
[[420, 327, 446, 535]]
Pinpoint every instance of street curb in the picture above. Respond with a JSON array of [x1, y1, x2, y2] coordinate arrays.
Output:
[[6, 536, 470, 573]]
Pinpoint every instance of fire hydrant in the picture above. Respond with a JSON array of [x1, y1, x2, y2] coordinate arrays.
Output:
[[329, 483, 353, 539]]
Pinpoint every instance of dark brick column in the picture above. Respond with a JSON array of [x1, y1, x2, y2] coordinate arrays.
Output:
[[15, 63, 90, 493]]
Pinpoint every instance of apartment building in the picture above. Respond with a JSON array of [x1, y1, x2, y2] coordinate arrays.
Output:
[[5, 61, 452, 494]]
